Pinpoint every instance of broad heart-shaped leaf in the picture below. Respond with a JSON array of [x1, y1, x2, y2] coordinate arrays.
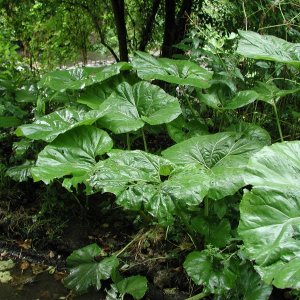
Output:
[[184, 250, 236, 294], [64, 244, 119, 294], [97, 81, 182, 134], [115, 276, 148, 300], [198, 90, 258, 110], [254, 81, 300, 105], [132, 51, 212, 88], [6, 160, 33, 182], [89, 150, 210, 226], [191, 216, 231, 248], [162, 131, 267, 200], [15, 107, 105, 142], [31, 126, 113, 190], [166, 115, 208, 143], [237, 30, 300, 68], [238, 141, 300, 289], [38, 62, 132, 92], [77, 73, 138, 109]]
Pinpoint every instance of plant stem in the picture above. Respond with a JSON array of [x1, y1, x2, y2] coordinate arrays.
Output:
[[185, 292, 208, 300], [273, 99, 284, 142], [204, 198, 209, 217], [126, 133, 131, 150], [186, 95, 198, 119], [141, 128, 148, 152], [115, 230, 143, 257]]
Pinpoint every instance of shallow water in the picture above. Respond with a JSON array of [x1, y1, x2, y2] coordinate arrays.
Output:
[[0, 260, 105, 300]]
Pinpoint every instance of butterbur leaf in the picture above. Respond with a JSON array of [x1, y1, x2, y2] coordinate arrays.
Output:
[[191, 216, 231, 248], [0, 116, 22, 128], [38, 62, 132, 92], [78, 73, 137, 109], [6, 160, 33, 182], [166, 116, 208, 143], [115, 275, 148, 300], [90, 150, 209, 225], [31, 126, 113, 190], [237, 30, 300, 67], [223, 90, 258, 109], [97, 81, 181, 134], [15, 107, 105, 142], [184, 250, 236, 294], [162, 132, 266, 199], [132, 51, 212, 88], [254, 81, 300, 105], [238, 141, 300, 289], [64, 244, 119, 294]]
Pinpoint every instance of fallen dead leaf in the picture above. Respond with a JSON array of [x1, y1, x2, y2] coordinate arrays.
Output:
[[16, 239, 32, 250], [20, 260, 30, 271]]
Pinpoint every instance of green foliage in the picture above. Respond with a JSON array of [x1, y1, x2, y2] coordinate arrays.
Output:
[[239, 142, 300, 289]]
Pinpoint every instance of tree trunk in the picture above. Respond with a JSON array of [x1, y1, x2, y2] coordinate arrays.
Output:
[[161, 0, 176, 57], [139, 0, 162, 51], [111, 0, 129, 62]]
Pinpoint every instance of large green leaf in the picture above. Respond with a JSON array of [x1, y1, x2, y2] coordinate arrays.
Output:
[[64, 244, 119, 294], [89, 150, 210, 226], [132, 51, 212, 88], [184, 249, 236, 294], [15, 107, 105, 142], [238, 142, 300, 289], [166, 116, 208, 143], [97, 81, 181, 134], [237, 30, 300, 68], [38, 62, 132, 92], [6, 160, 33, 182], [115, 275, 148, 300], [162, 131, 267, 199], [31, 126, 113, 190], [254, 81, 300, 105], [198, 90, 258, 110], [77, 73, 137, 109]]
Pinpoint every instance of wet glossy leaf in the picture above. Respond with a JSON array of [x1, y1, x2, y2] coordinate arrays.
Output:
[[133, 51, 212, 88], [64, 244, 119, 294], [184, 250, 236, 294], [237, 30, 300, 67], [89, 151, 209, 225], [166, 116, 208, 143], [97, 81, 181, 134], [6, 160, 33, 182], [115, 275, 148, 300], [162, 132, 266, 199], [77, 73, 137, 109], [15, 107, 104, 142], [239, 141, 300, 289], [38, 62, 132, 92], [223, 90, 258, 109], [31, 126, 113, 190], [191, 217, 231, 248], [254, 81, 300, 105]]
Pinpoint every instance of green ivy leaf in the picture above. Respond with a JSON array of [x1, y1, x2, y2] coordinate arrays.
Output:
[[64, 244, 119, 294], [239, 141, 300, 289], [132, 51, 212, 88]]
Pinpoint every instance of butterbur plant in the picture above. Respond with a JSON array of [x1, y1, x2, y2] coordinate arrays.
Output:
[[10, 31, 300, 298]]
